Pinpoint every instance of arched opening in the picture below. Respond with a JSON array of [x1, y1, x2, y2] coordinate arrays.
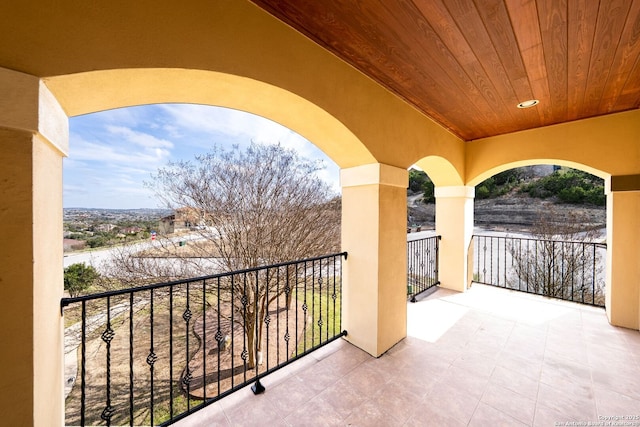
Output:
[[62, 102, 348, 425], [470, 163, 608, 308], [46, 69, 375, 168], [473, 163, 606, 234], [64, 103, 340, 209]]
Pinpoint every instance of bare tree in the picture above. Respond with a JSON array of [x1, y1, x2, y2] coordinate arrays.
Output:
[[105, 143, 340, 368], [508, 207, 605, 305]]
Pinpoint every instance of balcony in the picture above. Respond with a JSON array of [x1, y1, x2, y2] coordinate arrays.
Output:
[[174, 284, 640, 426], [62, 236, 640, 426]]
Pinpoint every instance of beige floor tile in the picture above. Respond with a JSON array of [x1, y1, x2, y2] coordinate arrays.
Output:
[[536, 382, 597, 421], [426, 382, 481, 425], [173, 401, 230, 427], [489, 365, 540, 401], [404, 404, 467, 427], [469, 402, 528, 427], [591, 369, 640, 401], [343, 399, 400, 427], [481, 382, 536, 425], [341, 361, 390, 396], [172, 285, 640, 426], [533, 402, 581, 426], [452, 351, 497, 379], [539, 354, 593, 389], [436, 364, 489, 399], [283, 396, 345, 426], [495, 350, 543, 380], [224, 393, 286, 426], [264, 375, 319, 417], [371, 382, 425, 424], [315, 378, 368, 420]]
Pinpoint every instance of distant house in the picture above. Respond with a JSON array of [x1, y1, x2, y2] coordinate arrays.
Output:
[[158, 207, 208, 235], [94, 223, 117, 233], [121, 226, 144, 235]]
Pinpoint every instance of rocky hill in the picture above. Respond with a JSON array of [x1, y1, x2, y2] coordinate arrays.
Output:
[[408, 191, 606, 233]]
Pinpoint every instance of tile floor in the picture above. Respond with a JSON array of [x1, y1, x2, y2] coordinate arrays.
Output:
[[175, 284, 640, 426]]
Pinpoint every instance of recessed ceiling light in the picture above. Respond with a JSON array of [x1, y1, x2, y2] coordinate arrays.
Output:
[[517, 99, 539, 109]]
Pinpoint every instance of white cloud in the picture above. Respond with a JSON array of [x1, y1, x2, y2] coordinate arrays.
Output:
[[105, 125, 174, 150], [65, 104, 340, 209]]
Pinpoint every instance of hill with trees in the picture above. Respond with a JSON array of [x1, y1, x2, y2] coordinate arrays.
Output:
[[408, 166, 606, 231]]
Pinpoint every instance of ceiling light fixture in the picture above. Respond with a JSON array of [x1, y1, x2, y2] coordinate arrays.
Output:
[[517, 99, 539, 109]]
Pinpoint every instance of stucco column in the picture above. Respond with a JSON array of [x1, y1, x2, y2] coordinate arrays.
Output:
[[341, 163, 408, 357], [435, 186, 475, 292], [606, 175, 640, 330], [0, 68, 68, 426]]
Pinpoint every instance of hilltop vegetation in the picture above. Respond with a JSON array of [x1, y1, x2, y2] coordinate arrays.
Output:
[[408, 166, 606, 231], [409, 166, 606, 207]]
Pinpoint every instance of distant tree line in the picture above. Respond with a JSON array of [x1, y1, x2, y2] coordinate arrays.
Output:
[[519, 168, 605, 206], [409, 167, 605, 206], [65, 220, 156, 248]]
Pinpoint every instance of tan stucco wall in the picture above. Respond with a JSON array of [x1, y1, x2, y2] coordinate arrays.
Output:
[[462, 109, 640, 331], [0, 69, 67, 426], [435, 186, 475, 292], [0, 128, 36, 426], [341, 164, 408, 356], [606, 189, 640, 330], [0, 129, 65, 426], [7, 0, 465, 172], [465, 110, 640, 185]]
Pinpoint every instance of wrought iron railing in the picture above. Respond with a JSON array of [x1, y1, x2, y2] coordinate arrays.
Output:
[[473, 235, 606, 307], [407, 236, 441, 302], [61, 252, 347, 426]]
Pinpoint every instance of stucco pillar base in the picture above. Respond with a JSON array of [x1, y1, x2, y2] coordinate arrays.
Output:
[[341, 163, 408, 357], [606, 178, 640, 330], [435, 186, 475, 292], [0, 68, 67, 426]]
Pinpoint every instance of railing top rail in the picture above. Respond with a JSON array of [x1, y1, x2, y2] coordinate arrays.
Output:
[[61, 251, 348, 307], [473, 234, 606, 248], [407, 235, 442, 243]]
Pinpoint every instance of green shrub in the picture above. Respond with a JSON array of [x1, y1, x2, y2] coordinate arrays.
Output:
[[476, 185, 491, 199], [558, 186, 586, 203], [64, 263, 99, 297]]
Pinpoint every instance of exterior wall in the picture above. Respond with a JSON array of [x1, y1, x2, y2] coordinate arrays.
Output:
[[465, 110, 640, 185], [27, 0, 466, 174], [463, 111, 640, 331], [606, 183, 640, 330], [0, 68, 67, 426]]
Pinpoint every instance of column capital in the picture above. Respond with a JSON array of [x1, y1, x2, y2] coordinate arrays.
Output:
[[0, 67, 68, 155], [340, 163, 408, 188], [435, 185, 475, 199]]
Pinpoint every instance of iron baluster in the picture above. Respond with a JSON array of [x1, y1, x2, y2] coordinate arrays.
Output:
[[169, 285, 174, 421], [80, 300, 86, 427], [129, 292, 134, 426], [148, 289, 156, 427], [101, 296, 114, 425]]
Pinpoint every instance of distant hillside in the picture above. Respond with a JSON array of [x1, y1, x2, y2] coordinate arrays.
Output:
[[408, 166, 606, 232]]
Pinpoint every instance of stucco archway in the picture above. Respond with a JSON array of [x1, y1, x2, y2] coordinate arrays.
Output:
[[465, 113, 640, 331], [467, 159, 608, 187], [45, 69, 375, 169], [413, 155, 464, 187]]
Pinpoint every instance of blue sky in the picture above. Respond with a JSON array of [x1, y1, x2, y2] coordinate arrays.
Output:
[[65, 104, 340, 209]]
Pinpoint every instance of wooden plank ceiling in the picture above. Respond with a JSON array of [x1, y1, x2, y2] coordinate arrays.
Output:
[[250, 0, 640, 141]]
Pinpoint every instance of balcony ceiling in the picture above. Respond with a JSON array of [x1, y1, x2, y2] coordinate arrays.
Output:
[[250, 0, 640, 141]]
